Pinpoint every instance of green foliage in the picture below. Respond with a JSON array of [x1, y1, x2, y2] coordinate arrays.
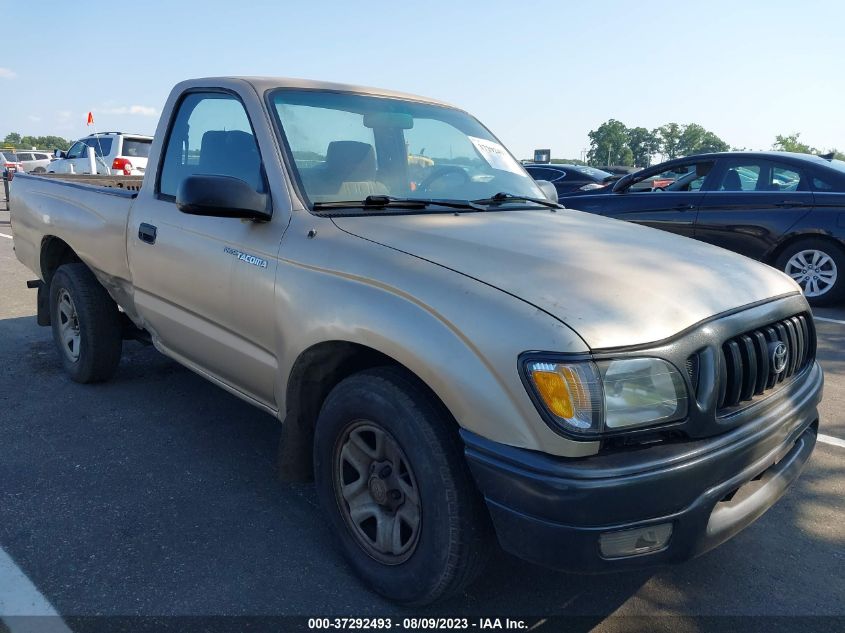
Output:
[[587, 119, 633, 166], [772, 133, 815, 154], [657, 123, 683, 160], [587, 120, 729, 166], [626, 126, 660, 167], [3, 132, 71, 151]]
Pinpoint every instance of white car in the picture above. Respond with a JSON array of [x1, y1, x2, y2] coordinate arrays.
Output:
[[49, 132, 152, 176], [15, 151, 55, 173]]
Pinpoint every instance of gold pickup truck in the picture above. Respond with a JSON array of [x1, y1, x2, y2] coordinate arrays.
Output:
[[9, 77, 823, 604]]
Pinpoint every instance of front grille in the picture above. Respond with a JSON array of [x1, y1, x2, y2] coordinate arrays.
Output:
[[716, 313, 815, 413]]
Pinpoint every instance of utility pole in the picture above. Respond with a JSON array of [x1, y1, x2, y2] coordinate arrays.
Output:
[[607, 145, 612, 167]]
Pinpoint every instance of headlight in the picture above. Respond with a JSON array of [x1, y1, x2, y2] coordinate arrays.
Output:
[[523, 357, 688, 436]]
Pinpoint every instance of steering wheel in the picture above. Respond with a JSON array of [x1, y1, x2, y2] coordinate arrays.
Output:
[[418, 165, 470, 194]]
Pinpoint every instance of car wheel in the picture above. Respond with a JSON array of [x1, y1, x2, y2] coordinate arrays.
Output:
[[33, 167, 47, 173], [775, 238, 845, 306], [313, 366, 490, 605], [49, 263, 123, 382]]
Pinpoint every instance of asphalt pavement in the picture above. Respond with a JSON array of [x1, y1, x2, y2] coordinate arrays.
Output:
[[0, 202, 843, 632]]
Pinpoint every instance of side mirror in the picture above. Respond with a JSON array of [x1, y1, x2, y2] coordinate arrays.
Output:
[[535, 180, 558, 203], [611, 173, 634, 193], [176, 174, 271, 220], [54, 149, 66, 159]]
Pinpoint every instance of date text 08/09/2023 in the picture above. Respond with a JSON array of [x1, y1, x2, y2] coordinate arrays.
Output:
[[307, 617, 531, 630]]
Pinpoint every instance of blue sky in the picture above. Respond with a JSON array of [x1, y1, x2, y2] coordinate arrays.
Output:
[[1, 0, 843, 159]]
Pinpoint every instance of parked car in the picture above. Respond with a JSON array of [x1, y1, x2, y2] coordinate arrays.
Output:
[[524, 163, 617, 196], [10, 77, 822, 604], [559, 152, 845, 305], [50, 132, 152, 176], [14, 150, 55, 173], [1, 150, 23, 177]]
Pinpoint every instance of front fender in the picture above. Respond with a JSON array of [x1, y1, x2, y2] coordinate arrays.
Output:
[[274, 213, 598, 457]]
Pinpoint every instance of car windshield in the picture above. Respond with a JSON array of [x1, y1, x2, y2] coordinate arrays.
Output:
[[270, 89, 544, 212]]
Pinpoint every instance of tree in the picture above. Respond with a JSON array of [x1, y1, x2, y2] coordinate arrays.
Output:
[[587, 119, 631, 166], [626, 126, 659, 167], [657, 123, 682, 160], [772, 133, 816, 154], [1, 133, 71, 151]]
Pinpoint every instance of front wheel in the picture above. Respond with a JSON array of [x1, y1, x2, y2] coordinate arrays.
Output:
[[775, 238, 845, 306], [313, 367, 490, 605]]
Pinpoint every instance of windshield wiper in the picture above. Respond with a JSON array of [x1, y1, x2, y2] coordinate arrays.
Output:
[[471, 192, 562, 209], [313, 195, 486, 212]]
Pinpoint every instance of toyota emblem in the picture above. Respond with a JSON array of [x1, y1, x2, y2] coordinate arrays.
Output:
[[770, 342, 788, 374]]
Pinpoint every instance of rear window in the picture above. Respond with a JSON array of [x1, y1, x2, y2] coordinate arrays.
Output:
[[121, 138, 151, 158], [83, 137, 114, 157], [570, 165, 613, 179], [1, 151, 17, 161]]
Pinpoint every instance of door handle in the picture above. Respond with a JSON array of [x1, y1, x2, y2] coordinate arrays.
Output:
[[673, 204, 696, 211], [775, 201, 802, 208], [138, 223, 157, 244]]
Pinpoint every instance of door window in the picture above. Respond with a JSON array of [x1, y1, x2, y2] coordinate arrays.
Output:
[[83, 137, 114, 157], [159, 93, 265, 198], [65, 142, 87, 159], [17, 153, 33, 161], [718, 161, 804, 192], [526, 167, 563, 181]]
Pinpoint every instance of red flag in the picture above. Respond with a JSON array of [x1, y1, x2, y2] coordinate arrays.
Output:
[[87, 112, 94, 126]]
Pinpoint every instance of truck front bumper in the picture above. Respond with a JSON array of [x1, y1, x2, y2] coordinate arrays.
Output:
[[462, 362, 822, 572]]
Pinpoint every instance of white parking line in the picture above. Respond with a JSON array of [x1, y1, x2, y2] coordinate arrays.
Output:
[[0, 547, 71, 632], [0, 232, 12, 239], [814, 316, 845, 326], [818, 434, 845, 449]]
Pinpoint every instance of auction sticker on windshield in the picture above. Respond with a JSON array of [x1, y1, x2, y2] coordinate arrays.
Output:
[[468, 136, 524, 175]]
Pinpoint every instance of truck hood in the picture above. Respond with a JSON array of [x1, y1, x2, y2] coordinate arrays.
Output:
[[333, 208, 800, 349]]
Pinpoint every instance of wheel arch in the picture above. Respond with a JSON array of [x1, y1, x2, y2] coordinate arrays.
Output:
[[765, 230, 844, 266], [278, 340, 455, 482], [40, 235, 83, 283]]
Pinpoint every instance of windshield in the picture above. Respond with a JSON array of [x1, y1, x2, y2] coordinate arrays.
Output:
[[1, 151, 17, 161], [270, 89, 544, 212]]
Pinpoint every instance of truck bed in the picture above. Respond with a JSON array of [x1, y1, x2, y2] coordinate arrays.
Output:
[[9, 172, 139, 285], [35, 172, 144, 192]]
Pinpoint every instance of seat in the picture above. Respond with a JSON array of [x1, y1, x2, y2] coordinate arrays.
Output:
[[198, 130, 263, 191], [722, 169, 743, 191], [308, 141, 387, 198]]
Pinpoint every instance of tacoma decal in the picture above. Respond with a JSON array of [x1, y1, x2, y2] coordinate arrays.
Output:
[[224, 246, 268, 269]]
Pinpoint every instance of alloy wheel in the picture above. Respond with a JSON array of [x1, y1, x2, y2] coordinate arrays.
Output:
[[784, 249, 837, 298]]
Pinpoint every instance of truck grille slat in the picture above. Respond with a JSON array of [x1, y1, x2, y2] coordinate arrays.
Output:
[[717, 313, 815, 415]]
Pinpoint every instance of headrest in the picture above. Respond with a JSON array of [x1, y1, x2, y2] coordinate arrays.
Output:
[[325, 141, 377, 181]]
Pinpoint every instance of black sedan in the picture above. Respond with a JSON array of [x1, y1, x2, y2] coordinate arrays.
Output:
[[558, 152, 845, 306], [524, 163, 617, 196]]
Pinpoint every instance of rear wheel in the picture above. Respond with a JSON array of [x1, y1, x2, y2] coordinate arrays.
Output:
[[775, 238, 845, 306], [49, 264, 123, 382], [313, 367, 489, 604]]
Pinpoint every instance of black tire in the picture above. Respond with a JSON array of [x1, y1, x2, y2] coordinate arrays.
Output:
[[33, 167, 47, 173], [313, 366, 490, 605], [49, 263, 123, 383], [775, 238, 845, 307]]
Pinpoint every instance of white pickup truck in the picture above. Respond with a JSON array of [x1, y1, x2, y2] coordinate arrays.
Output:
[[9, 77, 822, 604]]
